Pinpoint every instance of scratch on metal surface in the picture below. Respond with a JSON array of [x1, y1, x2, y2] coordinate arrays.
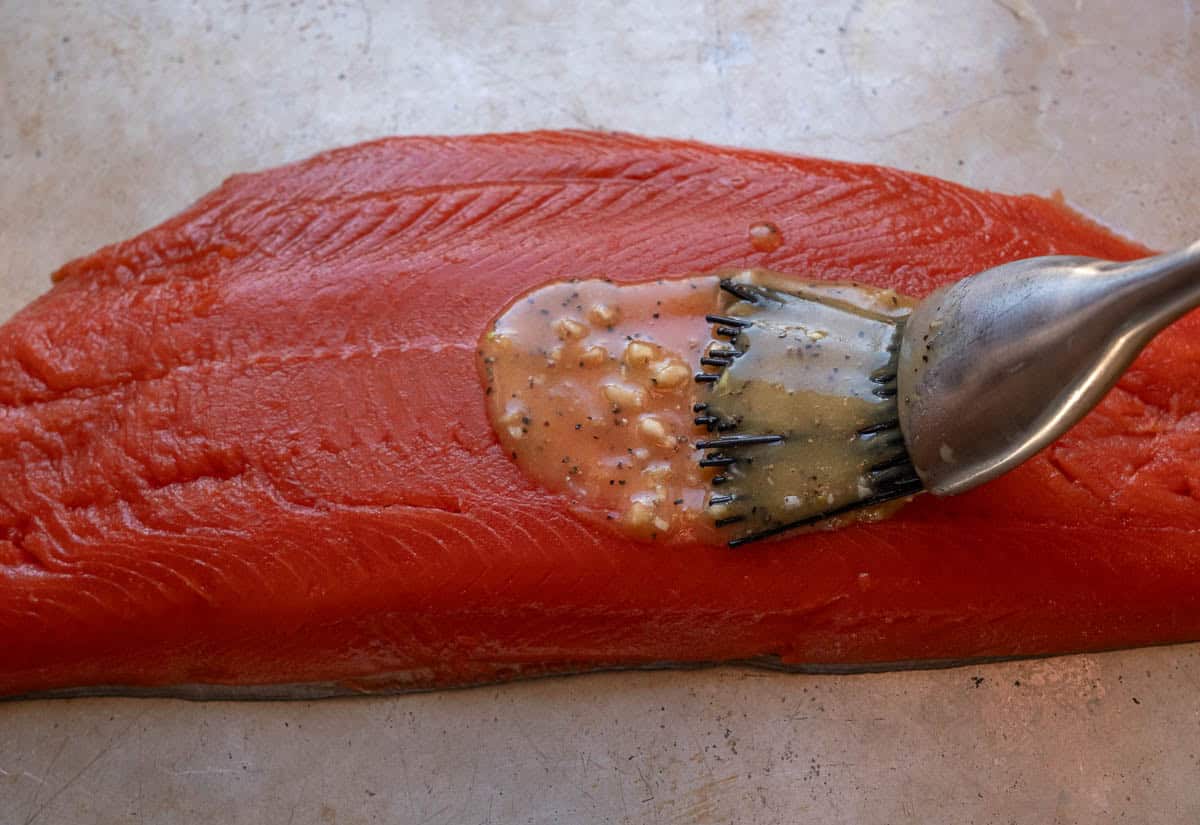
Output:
[[794, 87, 1035, 148], [22, 714, 143, 825], [458, 757, 480, 821], [512, 717, 552, 768], [635, 761, 655, 803], [470, 55, 598, 130], [20, 736, 68, 825], [1185, 0, 1194, 57], [703, 0, 735, 136], [991, 0, 1051, 37], [357, 0, 373, 56], [667, 774, 739, 823], [835, 0, 882, 130], [416, 803, 451, 825], [0, 769, 45, 784], [398, 745, 417, 820]]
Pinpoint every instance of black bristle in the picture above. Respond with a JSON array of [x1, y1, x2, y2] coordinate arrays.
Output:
[[868, 454, 911, 474], [868, 465, 918, 487], [696, 434, 783, 449], [727, 481, 921, 548], [705, 314, 751, 327], [693, 403, 708, 412], [701, 292, 923, 549], [719, 280, 760, 303], [858, 419, 900, 436], [874, 473, 923, 497], [694, 372, 719, 384]]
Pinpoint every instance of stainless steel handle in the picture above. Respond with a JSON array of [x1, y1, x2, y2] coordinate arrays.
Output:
[[1106, 240, 1200, 339], [898, 240, 1200, 496]]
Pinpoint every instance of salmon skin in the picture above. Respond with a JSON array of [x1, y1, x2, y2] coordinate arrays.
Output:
[[2, 130, 1197, 700]]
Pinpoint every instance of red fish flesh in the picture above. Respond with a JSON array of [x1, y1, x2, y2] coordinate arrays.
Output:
[[2, 131, 1197, 699]]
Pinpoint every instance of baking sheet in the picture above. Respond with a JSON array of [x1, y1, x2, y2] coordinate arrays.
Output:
[[1, 1, 1198, 822]]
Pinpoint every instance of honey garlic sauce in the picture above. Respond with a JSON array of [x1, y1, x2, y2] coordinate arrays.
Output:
[[479, 277, 723, 543]]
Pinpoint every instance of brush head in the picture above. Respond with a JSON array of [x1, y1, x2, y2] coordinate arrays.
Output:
[[694, 273, 923, 546]]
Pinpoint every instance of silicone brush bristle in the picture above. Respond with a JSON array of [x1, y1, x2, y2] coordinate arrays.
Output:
[[695, 275, 923, 546]]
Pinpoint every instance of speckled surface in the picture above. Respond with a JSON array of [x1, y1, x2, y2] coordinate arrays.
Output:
[[2, 1, 1199, 822]]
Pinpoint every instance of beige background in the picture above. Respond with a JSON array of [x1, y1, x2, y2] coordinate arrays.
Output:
[[2, 1, 1199, 822]]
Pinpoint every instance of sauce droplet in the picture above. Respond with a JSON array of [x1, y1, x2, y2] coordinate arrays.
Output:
[[748, 221, 784, 253]]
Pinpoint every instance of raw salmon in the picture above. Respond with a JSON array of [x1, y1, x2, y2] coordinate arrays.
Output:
[[2, 131, 1197, 699]]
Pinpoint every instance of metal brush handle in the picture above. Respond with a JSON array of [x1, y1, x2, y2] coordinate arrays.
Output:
[[898, 239, 1200, 495]]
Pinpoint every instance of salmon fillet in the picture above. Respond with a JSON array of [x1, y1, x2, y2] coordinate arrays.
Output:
[[2, 130, 1197, 699]]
